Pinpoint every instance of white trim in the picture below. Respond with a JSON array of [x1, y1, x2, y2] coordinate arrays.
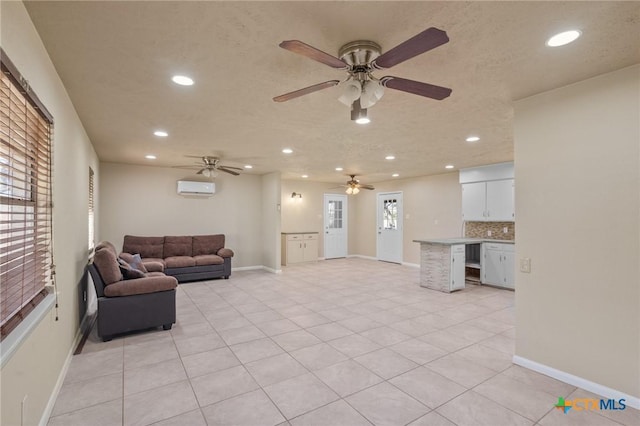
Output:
[[39, 315, 86, 426], [0, 293, 56, 368], [347, 254, 378, 261], [512, 355, 640, 409], [262, 266, 282, 274], [402, 262, 420, 268], [232, 265, 264, 272]]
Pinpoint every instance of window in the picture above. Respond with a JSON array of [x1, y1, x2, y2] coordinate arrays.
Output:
[[0, 50, 54, 340], [88, 167, 94, 250], [383, 198, 398, 230], [327, 200, 343, 229]]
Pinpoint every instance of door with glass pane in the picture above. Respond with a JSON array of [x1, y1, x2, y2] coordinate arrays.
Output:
[[324, 194, 348, 259], [376, 192, 403, 263]]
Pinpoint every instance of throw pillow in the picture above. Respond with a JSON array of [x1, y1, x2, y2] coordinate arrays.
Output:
[[129, 253, 148, 273], [118, 258, 146, 280]]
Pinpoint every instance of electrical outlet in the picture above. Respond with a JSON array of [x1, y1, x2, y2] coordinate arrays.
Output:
[[503, 226, 508, 233], [520, 258, 531, 273], [487, 230, 492, 236]]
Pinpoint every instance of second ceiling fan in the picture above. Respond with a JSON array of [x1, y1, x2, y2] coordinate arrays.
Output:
[[273, 27, 452, 122]]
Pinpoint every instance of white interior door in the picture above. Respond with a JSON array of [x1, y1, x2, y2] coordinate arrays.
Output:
[[376, 192, 403, 263], [324, 194, 347, 259]]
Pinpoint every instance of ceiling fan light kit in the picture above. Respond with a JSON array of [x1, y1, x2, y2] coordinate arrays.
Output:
[[274, 27, 452, 121]]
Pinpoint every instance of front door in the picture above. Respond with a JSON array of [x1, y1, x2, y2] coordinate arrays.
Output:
[[324, 194, 347, 259], [376, 192, 403, 263]]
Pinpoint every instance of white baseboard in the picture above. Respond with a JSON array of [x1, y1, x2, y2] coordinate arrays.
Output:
[[347, 254, 378, 261], [262, 266, 282, 274], [39, 315, 86, 426], [232, 266, 264, 272], [512, 355, 640, 409], [402, 262, 420, 268]]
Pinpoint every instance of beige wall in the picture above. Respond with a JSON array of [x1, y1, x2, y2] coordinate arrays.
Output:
[[1, 2, 100, 425], [514, 65, 639, 398], [99, 162, 264, 268], [261, 172, 282, 271], [351, 173, 463, 264], [281, 179, 346, 258]]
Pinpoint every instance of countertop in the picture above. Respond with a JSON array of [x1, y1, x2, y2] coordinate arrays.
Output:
[[281, 232, 319, 235], [413, 238, 515, 245]]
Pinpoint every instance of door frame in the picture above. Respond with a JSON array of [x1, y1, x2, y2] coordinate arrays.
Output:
[[323, 193, 348, 259], [376, 191, 403, 263]]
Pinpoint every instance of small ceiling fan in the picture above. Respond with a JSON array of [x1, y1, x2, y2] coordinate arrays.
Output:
[[273, 27, 452, 122], [331, 175, 375, 195], [173, 156, 242, 177]]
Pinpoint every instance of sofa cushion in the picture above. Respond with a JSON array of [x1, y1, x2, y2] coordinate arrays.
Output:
[[142, 260, 165, 272], [122, 235, 165, 259], [103, 276, 177, 297], [164, 236, 193, 257], [193, 234, 225, 256], [144, 271, 166, 278], [217, 248, 234, 258], [118, 253, 149, 273], [193, 254, 225, 266], [164, 256, 196, 268], [95, 241, 117, 255], [117, 258, 146, 279], [93, 247, 123, 285]]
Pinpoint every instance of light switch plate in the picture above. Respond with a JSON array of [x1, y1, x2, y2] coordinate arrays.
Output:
[[520, 258, 531, 273]]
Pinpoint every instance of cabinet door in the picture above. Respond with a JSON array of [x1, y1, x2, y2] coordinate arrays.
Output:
[[286, 240, 304, 264], [303, 239, 318, 262], [483, 249, 503, 285], [451, 247, 466, 291], [502, 251, 515, 289], [462, 182, 486, 221], [486, 179, 514, 221]]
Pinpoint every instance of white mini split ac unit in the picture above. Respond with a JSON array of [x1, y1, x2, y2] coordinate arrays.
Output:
[[177, 180, 215, 196]]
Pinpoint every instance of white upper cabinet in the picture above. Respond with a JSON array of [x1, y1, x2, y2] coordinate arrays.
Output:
[[460, 162, 514, 222]]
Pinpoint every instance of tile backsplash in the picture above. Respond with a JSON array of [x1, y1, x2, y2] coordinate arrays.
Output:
[[465, 221, 515, 240]]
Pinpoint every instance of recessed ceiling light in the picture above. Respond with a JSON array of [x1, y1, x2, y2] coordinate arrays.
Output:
[[171, 75, 194, 86], [355, 117, 370, 124], [301, 174, 308, 178], [282, 148, 293, 154], [154, 130, 168, 137], [385, 155, 395, 160], [244, 165, 253, 169], [546, 30, 581, 47], [392, 173, 399, 177], [466, 136, 480, 142], [445, 164, 454, 169], [145, 155, 156, 160], [335, 167, 343, 171]]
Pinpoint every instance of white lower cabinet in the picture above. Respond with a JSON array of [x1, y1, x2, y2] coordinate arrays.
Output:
[[450, 244, 466, 291], [281, 233, 318, 265], [482, 243, 515, 289]]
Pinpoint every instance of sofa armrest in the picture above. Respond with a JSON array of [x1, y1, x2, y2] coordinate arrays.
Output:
[[217, 248, 234, 258], [103, 276, 178, 297]]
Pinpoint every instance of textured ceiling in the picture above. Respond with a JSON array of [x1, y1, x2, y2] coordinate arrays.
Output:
[[24, 1, 639, 183]]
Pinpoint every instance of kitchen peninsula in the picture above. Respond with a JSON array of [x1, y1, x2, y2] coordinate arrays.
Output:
[[413, 238, 515, 292]]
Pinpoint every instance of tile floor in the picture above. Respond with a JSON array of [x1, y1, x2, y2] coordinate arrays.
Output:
[[48, 258, 638, 426]]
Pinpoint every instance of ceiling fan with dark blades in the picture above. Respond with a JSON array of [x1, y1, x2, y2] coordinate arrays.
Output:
[[331, 175, 375, 195], [173, 156, 242, 177], [273, 27, 452, 122]]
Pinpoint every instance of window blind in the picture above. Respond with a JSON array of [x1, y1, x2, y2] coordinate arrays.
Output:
[[0, 50, 54, 340], [88, 167, 94, 250]]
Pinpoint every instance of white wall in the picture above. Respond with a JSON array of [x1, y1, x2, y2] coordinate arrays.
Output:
[[514, 65, 639, 399], [99, 162, 264, 268], [261, 172, 281, 271], [351, 173, 463, 265], [1, 2, 100, 425]]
